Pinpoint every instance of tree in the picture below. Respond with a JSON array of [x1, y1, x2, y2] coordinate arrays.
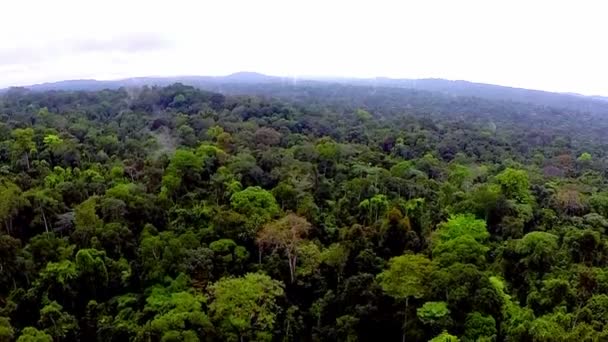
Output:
[[144, 275, 212, 341], [231, 186, 280, 234], [257, 213, 312, 283], [208, 273, 284, 342], [433, 214, 489, 244], [358, 194, 389, 225], [25, 188, 61, 233], [432, 235, 488, 267], [0, 316, 14, 341], [516, 231, 559, 272], [495, 168, 531, 203], [0, 180, 28, 234], [428, 331, 460, 342], [16, 327, 53, 342], [417, 301, 450, 330], [43, 134, 63, 164], [377, 254, 434, 342], [38, 301, 79, 340], [321, 243, 350, 284], [72, 196, 103, 245], [554, 186, 587, 215], [207, 125, 224, 141], [254, 127, 282, 147], [463, 312, 496, 342], [75, 248, 109, 293], [528, 315, 566, 342], [11, 128, 36, 170], [590, 192, 608, 217], [577, 152, 592, 162], [161, 149, 203, 199]]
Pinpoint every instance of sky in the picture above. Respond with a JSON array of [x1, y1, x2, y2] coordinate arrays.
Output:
[[1, 0, 607, 95]]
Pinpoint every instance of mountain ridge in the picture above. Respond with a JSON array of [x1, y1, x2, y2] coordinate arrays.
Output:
[[3, 72, 608, 115]]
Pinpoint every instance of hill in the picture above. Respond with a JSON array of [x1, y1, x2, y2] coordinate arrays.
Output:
[[5, 73, 608, 115]]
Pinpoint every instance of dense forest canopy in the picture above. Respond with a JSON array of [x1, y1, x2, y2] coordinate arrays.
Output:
[[1, 81, 608, 341]]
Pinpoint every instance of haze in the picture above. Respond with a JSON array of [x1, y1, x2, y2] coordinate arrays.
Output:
[[2, 0, 607, 95]]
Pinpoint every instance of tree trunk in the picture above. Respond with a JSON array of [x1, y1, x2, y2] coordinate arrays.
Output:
[[287, 250, 296, 283], [258, 247, 262, 265], [402, 297, 409, 342], [41, 206, 49, 233]]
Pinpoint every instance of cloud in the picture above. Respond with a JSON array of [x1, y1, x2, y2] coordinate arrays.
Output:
[[0, 32, 171, 66], [70, 32, 172, 54]]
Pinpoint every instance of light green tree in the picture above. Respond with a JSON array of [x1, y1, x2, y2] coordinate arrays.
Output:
[[0, 316, 14, 341], [144, 276, 212, 341], [209, 273, 284, 342], [495, 168, 531, 203], [428, 331, 460, 342], [11, 128, 36, 170], [434, 214, 489, 244], [578, 152, 592, 162], [0, 180, 28, 234], [358, 194, 389, 225], [417, 301, 451, 333], [377, 254, 434, 342], [16, 327, 53, 342], [43, 134, 63, 164]]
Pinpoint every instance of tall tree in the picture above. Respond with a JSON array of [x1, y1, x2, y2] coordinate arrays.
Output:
[[257, 213, 312, 283], [377, 254, 434, 342], [11, 128, 36, 170]]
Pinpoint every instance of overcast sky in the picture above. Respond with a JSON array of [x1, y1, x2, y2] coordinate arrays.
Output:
[[2, 0, 607, 95]]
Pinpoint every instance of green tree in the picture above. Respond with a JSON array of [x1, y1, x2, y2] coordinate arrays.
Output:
[[516, 231, 559, 272], [16, 327, 53, 342], [577, 152, 592, 162], [73, 196, 103, 245], [0, 180, 28, 234], [43, 134, 63, 164], [428, 331, 460, 342], [463, 312, 496, 342], [25, 188, 61, 233], [495, 168, 531, 203], [231, 186, 280, 234], [11, 128, 36, 170], [208, 273, 284, 342], [0, 316, 14, 341], [377, 254, 434, 342], [144, 276, 212, 341], [321, 243, 349, 284], [358, 194, 389, 224], [434, 214, 489, 244], [417, 301, 450, 330], [38, 301, 79, 340], [432, 235, 488, 267]]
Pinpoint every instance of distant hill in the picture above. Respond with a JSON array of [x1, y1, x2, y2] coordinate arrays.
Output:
[[322, 77, 608, 115], [3, 72, 608, 115]]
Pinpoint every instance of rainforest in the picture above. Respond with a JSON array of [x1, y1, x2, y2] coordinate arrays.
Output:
[[1, 80, 608, 341]]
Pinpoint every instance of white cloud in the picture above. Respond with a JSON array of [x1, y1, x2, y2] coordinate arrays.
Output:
[[1, 0, 607, 95]]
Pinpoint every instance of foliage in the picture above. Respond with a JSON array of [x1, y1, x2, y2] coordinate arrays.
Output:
[[1, 82, 608, 340], [208, 273, 284, 341]]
